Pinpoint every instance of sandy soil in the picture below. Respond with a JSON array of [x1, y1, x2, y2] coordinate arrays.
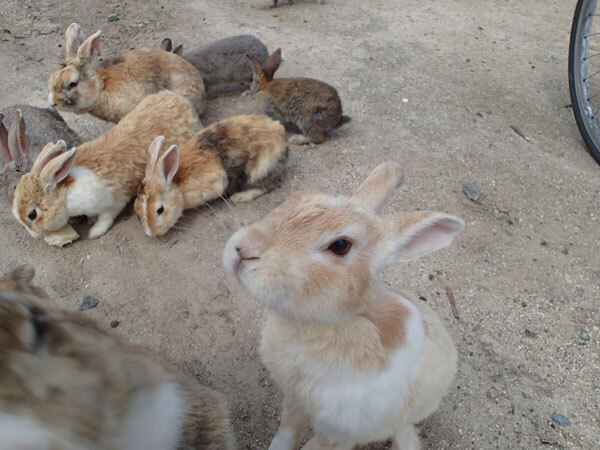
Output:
[[1, 0, 598, 448]]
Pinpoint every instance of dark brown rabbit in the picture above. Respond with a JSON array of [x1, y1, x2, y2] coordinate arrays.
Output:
[[0, 265, 233, 450], [247, 48, 350, 144]]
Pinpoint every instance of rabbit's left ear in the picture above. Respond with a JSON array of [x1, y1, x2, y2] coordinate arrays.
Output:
[[263, 48, 281, 79], [373, 211, 464, 272], [8, 110, 31, 170], [76, 30, 102, 68], [351, 161, 404, 214], [65, 23, 86, 60], [0, 114, 10, 166], [39, 147, 77, 193], [158, 144, 179, 189], [160, 38, 173, 52], [173, 44, 183, 56]]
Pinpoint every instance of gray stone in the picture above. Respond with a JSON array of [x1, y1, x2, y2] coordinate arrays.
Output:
[[80, 295, 98, 311], [524, 329, 537, 338], [551, 413, 571, 426], [462, 181, 480, 201], [579, 331, 590, 341], [467, 361, 481, 371], [108, 14, 120, 22]]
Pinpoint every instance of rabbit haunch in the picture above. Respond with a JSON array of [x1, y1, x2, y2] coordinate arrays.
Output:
[[223, 162, 463, 449], [0, 265, 233, 450], [12, 92, 200, 240], [47, 23, 205, 123]]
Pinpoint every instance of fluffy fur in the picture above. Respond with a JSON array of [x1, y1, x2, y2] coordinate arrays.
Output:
[[47, 23, 205, 123], [162, 35, 268, 91], [248, 49, 349, 144], [0, 265, 233, 450], [12, 92, 201, 240], [223, 162, 464, 449], [134, 114, 288, 237]]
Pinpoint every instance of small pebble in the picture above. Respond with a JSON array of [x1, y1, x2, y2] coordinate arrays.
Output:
[[79, 295, 98, 311], [12, 66, 19, 71], [309, 143, 316, 149], [462, 181, 480, 201], [402, 98, 408, 103], [110, 320, 120, 328], [541, 240, 549, 247], [418, 296, 427, 302], [579, 331, 590, 341], [524, 329, 537, 338], [551, 413, 571, 426], [505, 230, 513, 236], [467, 361, 481, 371], [108, 13, 120, 22]]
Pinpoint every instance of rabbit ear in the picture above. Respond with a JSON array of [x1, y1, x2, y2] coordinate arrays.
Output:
[[31, 141, 68, 174], [8, 109, 31, 170], [263, 48, 281, 79], [65, 23, 86, 60], [0, 114, 10, 166], [374, 212, 464, 272], [76, 30, 102, 67], [146, 135, 166, 176], [158, 144, 179, 189], [39, 147, 77, 192], [351, 162, 404, 214], [160, 38, 173, 52], [247, 54, 262, 78], [173, 44, 184, 56]]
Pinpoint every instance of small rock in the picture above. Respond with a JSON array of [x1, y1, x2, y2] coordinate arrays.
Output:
[[79, 296, 98, 311], [462, 181, 480, 201], [12, 66, 19, 71], [402, 98, 408, 103], [110, 320, 120, 328], [418, 296, 427, 302], [467, 361, 481, 371], [505, 230, 513, 236], [541, 240, 549, 247], [551, 413, 571, 426], [308, 143, 316, 149], [108, 13, 120, 22], [466, 57, 471, 62], [524, 329, 537, 338], [579, 331, 590, 341]]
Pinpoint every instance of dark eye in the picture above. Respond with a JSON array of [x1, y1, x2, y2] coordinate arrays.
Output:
[[157, 206, 164, 215], [27, 210, 37, 221], [67, 81, 78, 90], [328, 239, 352, 256]]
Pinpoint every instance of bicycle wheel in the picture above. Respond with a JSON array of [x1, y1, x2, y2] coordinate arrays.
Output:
[[569, 0, 600, 164]]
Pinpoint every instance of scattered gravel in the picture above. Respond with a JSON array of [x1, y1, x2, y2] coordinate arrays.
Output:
[[79, 295, 98, 311]]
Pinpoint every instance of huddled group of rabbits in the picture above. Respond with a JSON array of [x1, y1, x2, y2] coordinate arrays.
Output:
[[0, 9, 465, 450]]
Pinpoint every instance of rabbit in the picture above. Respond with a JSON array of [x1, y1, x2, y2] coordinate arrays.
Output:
[[0, 265, 234, 450], [223, 161, 464, 450], [12, 91, 201, 241], [47, 23, 206, 123], [134, 114, 288, 237], [160, 35, 268, 93], [247, 48, 350, 145], [0, 105, 80, 205]]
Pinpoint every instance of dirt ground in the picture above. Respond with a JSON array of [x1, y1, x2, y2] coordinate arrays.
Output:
[[1, 0, 599, 448]]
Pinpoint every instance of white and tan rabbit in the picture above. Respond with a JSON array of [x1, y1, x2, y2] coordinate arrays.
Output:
[[134, 114, 287, 237], [0, 106, 80, 205], [247, 48, 349, 145], [47, 23, 206, 123], [223, 162, 464, 449], [12, 91, 201, 240], [0, 265, 234, 450]]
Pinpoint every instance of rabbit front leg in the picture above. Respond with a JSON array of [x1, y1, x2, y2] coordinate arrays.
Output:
[[88, 206, 122, 239], [269, 395, 310, 450], [301, 436, 354, 450], [391, 425, 421, 450]]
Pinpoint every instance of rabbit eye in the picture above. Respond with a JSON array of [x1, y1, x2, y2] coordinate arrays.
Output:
[[157, 206, 164, 215], [27, 210, 37, 221], [67, 81, 78, 90], [327, 239, 352, 256]]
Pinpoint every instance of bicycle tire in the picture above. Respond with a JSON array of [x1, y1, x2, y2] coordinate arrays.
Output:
[[569, 0, 600, 164]]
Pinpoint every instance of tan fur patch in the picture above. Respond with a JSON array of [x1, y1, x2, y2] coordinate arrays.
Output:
[[362, 296, 409, 351]]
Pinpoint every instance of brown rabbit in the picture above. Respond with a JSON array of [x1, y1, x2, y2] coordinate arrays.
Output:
[[0, 265, 233, 450], [247, 48, 349, 145], [47, 23, 205, 123]]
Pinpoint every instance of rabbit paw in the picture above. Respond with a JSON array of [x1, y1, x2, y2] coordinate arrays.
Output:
[[230, 189, 266, 205], [88, 212, 117, 239], [288, 134, 311, 145]]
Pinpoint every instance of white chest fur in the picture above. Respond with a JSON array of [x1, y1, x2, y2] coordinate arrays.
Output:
[[66, 167, 115, 217]]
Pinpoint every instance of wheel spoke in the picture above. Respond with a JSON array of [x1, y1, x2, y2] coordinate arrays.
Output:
[[584, 69, 600, 81], [584, 52, 600, 61], [588, 90, 600, 102]]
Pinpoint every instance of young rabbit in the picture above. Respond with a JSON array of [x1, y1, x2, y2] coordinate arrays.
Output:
[[0, 265, 234, 450], [223, 162, 464, 450], [47, 23, 206, 123], [165, 35, 268, 92], [0, 106, 80, 205], [12, 91, 201, 240], [247, 48, 349, 144], [134, 114, 287, 237]]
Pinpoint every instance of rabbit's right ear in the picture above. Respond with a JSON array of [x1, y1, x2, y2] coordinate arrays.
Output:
[[247, 54, 263, 78], [263, 48, 282, 79], [0, 114, 10, 166], [39, 147, 77, 192], [8, 110, 31, 170], [76, 30, 102, 68], [31, 141, 68, 174], [146, 135, 166, 176], [158, 144, 179, 189], [173, 44, 184, 56], [160, 38, 173, 52], [65, 23, 86, 60], [351, 161, 404, 214]]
